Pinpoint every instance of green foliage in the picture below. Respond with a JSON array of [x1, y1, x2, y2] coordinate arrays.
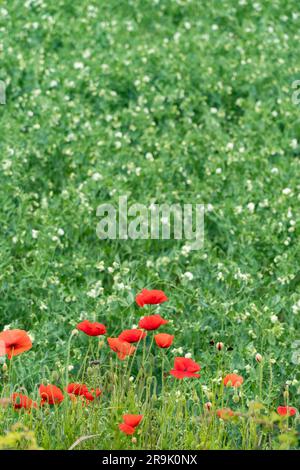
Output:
[[0, 0, 299, 450]]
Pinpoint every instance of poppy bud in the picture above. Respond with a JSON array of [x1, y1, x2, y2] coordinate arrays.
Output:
[[204, 401, 212, 411], [255, 353, 262, 363], [131, 437, 137, 444], [2, 363, 8, 372], [99, 339, 105, 348], [87, 367, 93, 376], [233, 395, 240, 403], [216, 342, 224, 351], [51, 371, 59, 382], [283, 390, 289, 400]]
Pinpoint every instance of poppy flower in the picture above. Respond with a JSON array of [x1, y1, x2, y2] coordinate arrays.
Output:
[[66, 383, 89, 396], [11, 393, 37, 410], [136, 289, 168, 307], [223, 373, 243, 388], [277, 406, 297, 417], [119, 414, 143, 435], [118, 329, 146, 343], [154, 333, 174, 348], [76, 320, 106, 336], [119, 423, 136, 435], [123, 414, 143, 428], [84, 388, 102, 401], [169, 357, 201, 379], [0, 329, 32, 359], [217, 408, 235, 419], [39, 384, 64, 405], [107, 337, 136, 360], [138, 314, 168, 331]]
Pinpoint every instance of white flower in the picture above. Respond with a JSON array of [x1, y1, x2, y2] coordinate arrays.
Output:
[[290, 139, 298, 149], [282, 188, 292, 195], [145, 152, 154, 161], [91, 172, 102, 181], [31, 229, 39, 239], [247, 202, 255, 213], [57, 228, 64, 237], [74, 62, 84, 70], [182, 272, 193, 281], [270, 314, 278, 323]]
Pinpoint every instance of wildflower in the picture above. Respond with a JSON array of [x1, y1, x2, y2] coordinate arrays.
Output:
[[138, 314, 168, 331], [0, 329, 32, 359], [76, 320, 106, 336], [66, 383, 88, 396], [217, 408, 235, 419], [223, 373, 244, 388], [135, 289, 168, 307], [107, 338, 136, 360], [11, 393, 37, 410], [118, 423, 136, 435], [154, 333, 174, 348], [118, 329, 146, 343], [169, 357, 201, 379], [84, 388, 102, 401], [216, 342, 224, 351], [204, 402, 212, 411], [277, 406, 297, 417], [39, 384, 64, 405], [119, 414, 143, 435], [123, 414, 143, 427]]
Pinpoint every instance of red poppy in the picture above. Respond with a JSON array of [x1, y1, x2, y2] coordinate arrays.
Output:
[[217, 408, 235, 419], [223, 373, 243, 388], [0, 329, 32, 359], [107, 337, 136, 360], [11, 393, 37, 410], [66, 383, 101, 402], [66, 383, 89, 396], [169, 357, 201, 379], [154, 333, 174, 348], [118, 329, 146, 343], [119, 423, 136, 435], [76, 320, 106, 336], [138, 314, 168, 331], [136, 289, 168, 307], [277, 406, 297, 417], [39, 384, 64, 405], [84, 388, 102, 401], [119, 414, 143, 435], [123, 414, 143, 428]]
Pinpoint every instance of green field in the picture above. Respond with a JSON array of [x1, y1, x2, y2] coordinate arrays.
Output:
[[0, 0, 299, 450]]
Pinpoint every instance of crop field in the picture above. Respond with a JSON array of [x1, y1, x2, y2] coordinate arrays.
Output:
[[0, 0, 299, 451]]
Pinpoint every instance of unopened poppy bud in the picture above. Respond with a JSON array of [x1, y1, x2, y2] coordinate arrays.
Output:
[[283, 390, 289, 399], [216, 342, 224, 351], [87, 367, 93, 376], [99, 339, 105, 348], [131, 437, 137, 444], [51, 371, 59, 381], [233, 395, 240, 403], [71, 329, 79, 336], [2, 363, 8, 372], [205, 401, 212, 411], [255, 353, 263, 363]]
